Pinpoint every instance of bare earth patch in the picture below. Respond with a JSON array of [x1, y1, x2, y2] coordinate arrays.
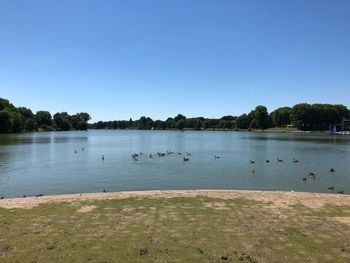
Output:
[[0, 190, 349, 209], [203, 201, 230, 210], [333, 217, 350, 225], [77, 205, 96, 213]]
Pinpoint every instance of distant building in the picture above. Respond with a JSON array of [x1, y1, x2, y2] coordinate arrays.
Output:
[[341, 119, 350, 131]]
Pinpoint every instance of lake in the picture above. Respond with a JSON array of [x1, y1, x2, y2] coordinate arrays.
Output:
[[0, 130, 349, 198]]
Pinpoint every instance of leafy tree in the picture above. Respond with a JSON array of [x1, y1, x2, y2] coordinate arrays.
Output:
[[36, 111, 52, 127], [249, 105, 270, 129], [270, 107, 291, 127], [235, 114, 251, 129], [0, 110, 11, 132], [175, 119, 186, 130]]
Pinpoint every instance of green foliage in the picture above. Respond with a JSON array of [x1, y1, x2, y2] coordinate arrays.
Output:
[[0, 97, 91, 133], [270, 107, 291, 127], [0, 110, 12, 132]]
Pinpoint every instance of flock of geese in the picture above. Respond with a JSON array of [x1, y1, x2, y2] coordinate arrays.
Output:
[[249, 158, 344, 194], [0, 148, 345, 200], [128, 151, 345, 195]]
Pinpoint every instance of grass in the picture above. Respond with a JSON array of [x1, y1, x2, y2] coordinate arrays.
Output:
[[0, 196, 350, 262]]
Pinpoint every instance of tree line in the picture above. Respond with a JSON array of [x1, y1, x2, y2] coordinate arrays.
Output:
[[0, 98, 91, 133], [1, 97, 349, 133], [90, 104, 350, 131]]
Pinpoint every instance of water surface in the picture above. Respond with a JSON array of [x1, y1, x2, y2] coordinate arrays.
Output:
[[0, 130, 349, 197]]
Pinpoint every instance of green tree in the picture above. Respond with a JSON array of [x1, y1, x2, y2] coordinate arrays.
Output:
[[0, 110, 11, 132], [175, 119, 186, 130], [249, 105, 270, 129], [270, 107, 291, 127], [36, 111, 52, 127]]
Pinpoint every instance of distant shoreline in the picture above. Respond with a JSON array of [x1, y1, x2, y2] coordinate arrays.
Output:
[[1, 189, 349, 209]]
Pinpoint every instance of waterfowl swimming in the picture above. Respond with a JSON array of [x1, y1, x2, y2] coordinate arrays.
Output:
[[103, 189, 108, 193], [302, 177, 307, 181], [132, 153, 139, 158], [187, 152, 191, 156], [0, 196, 3, 199], [308, 172, 316, 179], [23, 195, 26, 198], [36, 194, 43, 197], [74, 150, 77, 154], [82, 147, 84, 151], [251, 168, 255, 174], [338, 190, 344, 194], [277, 158, 283, 162], [178, 153, 182, 155], [293, 158, 299, 163], [149, 154, 152, 158], [250, 160, 255, 164], [183, 157, 190, 162], [214, 155, 220, 159], [266, 160, 270, 163], [328, 186, 334, 190], [102, 155, 105, 160], [329, 168, 335, 173]]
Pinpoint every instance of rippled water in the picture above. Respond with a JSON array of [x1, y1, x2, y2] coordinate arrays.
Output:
[[0, 130, 349, 197]]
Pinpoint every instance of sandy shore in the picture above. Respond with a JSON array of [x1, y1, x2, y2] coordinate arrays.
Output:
[[0, 189, 349, 209]]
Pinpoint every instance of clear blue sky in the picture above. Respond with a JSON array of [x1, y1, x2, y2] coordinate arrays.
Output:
[[1, 0, 349, 122]]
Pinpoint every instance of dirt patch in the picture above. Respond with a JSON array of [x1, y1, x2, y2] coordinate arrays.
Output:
[[77, 205, 97, 213], [0, 190, 349, 209], [333, 217, 350, 225], [203, 201, 230, 210]]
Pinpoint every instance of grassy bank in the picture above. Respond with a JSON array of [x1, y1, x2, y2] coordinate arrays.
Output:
[[0, 191, 350, 262]]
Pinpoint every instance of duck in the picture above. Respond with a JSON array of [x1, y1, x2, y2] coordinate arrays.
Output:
[[302, 177, 307, 181], [102, 155, 105, 160], [266, 160, 270, 163], [214, 155, 220, 159], [277, 158, 283, 162], [308, 172, 316, 179], [329, 168, 335, 173], [149, 154, 152, 158], [250, 160, 255, 164], [251, 168, 255, 174], [183, 157, 190, 162], [293, 158, 299, 163], [36, 194, 43, 197], [328, 186, 334, 190], [338, 190, 344, 194]]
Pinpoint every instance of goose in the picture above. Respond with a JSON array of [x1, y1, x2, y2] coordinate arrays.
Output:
[[308, 172, 316, 179]]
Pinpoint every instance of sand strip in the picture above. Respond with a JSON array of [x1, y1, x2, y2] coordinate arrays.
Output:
[[0, 190, 349, 209]]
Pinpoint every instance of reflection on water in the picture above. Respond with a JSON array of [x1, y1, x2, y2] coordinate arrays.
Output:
[[0, 130, 349, 198]]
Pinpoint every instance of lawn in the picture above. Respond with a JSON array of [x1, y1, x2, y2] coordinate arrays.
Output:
[[1, 194, 350, 262]]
